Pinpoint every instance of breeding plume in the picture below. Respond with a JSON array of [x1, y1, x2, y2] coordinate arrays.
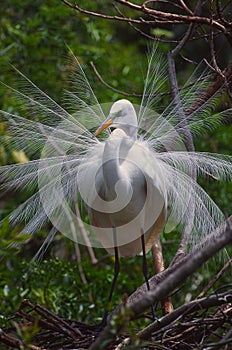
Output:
[[81, 99, 166, 258], [0, 50, 232, 309]]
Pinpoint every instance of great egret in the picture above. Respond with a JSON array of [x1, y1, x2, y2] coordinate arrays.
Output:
[[90, 99, 166, 257], [0, 48, 232, 323], [89, 99, 167, 320]]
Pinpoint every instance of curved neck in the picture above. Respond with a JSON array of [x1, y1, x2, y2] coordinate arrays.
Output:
[[102, 136, 122, 198], [102, 129, 134, 199]]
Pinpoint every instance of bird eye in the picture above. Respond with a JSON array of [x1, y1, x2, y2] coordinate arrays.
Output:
[[111, 110, 122, 119]]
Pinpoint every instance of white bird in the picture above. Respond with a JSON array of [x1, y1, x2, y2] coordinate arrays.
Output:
[[0, 49, 232, 320], [86, 99, 166, 258]]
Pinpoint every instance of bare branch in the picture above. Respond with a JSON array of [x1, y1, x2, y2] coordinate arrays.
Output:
[[216, 0, 232, 27], [90, 61, 142, 98], [61, 0, 232, 34], [123, 217, 231, 305], [197, 256, 232, 299], [138, 290, 232, 339], [90, 61, 173, 99], [185, 63, 232, 115], [61, 0, 144, 24], [89, 216, 232, 350], [177, 0, 193, 15]]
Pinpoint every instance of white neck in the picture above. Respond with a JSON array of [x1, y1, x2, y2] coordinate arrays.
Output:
[[102, 129, 132, 198]]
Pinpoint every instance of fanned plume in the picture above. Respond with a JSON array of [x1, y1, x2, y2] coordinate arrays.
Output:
[[0, 47, 231, 258]]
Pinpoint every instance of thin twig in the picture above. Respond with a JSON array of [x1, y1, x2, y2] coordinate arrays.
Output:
[[216, 0, 232, 27], [90, 61, 142, 98], [18, 299, 83, 338], [61, 0, 229, 32], [138, 290, 232, 339], [90, 61, 173, 99], [209, 0, 225, 81], [124, 217, 231, 306], [89, 217, 232, 350], [166, 1, 204, 262], [0, 329, 42, 350], [177, 0, 193, 15], [197, 256, 232, 299]]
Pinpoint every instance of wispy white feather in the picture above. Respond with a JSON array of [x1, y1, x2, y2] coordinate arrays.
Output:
[[0, 48, 231, 256]]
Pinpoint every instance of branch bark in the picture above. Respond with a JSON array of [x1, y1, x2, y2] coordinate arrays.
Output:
[[138, 290, 232, 340], [89, 216, 232, 350], [61, 0, 232, 33]]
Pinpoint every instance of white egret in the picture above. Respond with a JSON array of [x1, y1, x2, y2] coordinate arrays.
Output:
[[0, 48, 232, 324], [90, 99, 166, 257], [88, 99, 167, 321]]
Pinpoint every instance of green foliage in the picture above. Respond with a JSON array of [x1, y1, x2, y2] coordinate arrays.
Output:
[[195, 124, 232, 214], [0, 248, 146, 325], [1, 240, 231, 332], [0, 220, 30, 257], [0, 0, 147, 107]]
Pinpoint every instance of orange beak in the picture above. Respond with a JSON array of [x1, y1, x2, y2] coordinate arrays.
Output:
[[94, 118, 113, 137]]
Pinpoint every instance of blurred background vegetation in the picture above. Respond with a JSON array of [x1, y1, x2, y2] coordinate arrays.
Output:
[[0, 0, 231, 333]]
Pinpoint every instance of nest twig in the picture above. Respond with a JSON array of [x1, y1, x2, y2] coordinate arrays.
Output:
[[1, 290, 232, 350]]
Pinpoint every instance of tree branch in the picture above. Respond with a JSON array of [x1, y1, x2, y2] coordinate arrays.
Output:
[[185, 63, 232, 115], [166, 2, 202, 259], [90, 61, 142, 98], [89, 216, 232, 350], [126, 217, 232, 304], [61, 0, 145, 24], [138, 290, 232, 339], [197, 256, 232, 299], [115, 0, 228, 31], [61, 0, 232, 34]]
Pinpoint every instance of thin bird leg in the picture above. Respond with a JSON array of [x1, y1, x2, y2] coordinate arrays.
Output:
[[107, 226, 120, 303], [101, 226, 120, 328], [141, 228, 156, 320], [152, 238, 173, 315]]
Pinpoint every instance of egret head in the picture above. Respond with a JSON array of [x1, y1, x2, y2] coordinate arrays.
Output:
[[94, 99, 138, 139]]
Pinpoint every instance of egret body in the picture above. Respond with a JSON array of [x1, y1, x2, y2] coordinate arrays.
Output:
[[89, 99, 166, 258]]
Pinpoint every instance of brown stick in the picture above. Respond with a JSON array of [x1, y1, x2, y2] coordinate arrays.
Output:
[[138, 290, 232, 339], [152, 238, 173, 314], [61, 0, 231, 33], [89, 217, 232, 350]]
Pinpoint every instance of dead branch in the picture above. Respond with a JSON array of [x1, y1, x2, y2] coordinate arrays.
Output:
[[166, 0, 201, 258], [69, 0, 232, 105], [185, 64, 232, 115], [126, 217, 232, 304], [61, 0, 232, 35], [90, 61, 142, 98], [197, 256, 232, 299], [138, 290, 232, 339], [89, 216, 232, 350]]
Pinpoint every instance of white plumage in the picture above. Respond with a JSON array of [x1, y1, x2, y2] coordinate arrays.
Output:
[[0, 50, 231, 262], [80, 101, 166, 256]]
